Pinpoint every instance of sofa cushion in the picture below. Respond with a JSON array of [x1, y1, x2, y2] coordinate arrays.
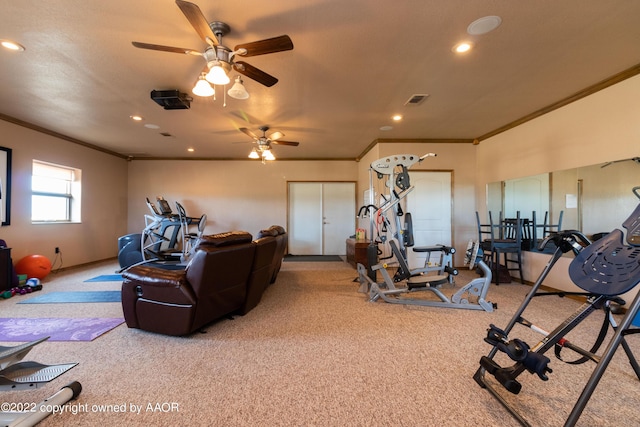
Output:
[[196, 231, 252, 248], [239, 235, 278, 315], [257, 228, 278, 238]]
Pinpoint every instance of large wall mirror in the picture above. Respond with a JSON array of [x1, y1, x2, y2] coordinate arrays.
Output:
[[486, 156, 640, 250]]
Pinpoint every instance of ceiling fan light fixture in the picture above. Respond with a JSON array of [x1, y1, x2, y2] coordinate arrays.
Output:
[[228, 76, 250, 99], [192, 75, 215, 97], [248, 148, 260, 159], [263, 149, 275, 161], [205, 61, 231, 85]]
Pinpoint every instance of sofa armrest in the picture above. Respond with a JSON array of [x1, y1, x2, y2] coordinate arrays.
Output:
[[122, 266, 196, 305]]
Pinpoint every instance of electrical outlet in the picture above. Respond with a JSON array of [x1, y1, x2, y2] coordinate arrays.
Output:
[[55, 247, 60, 254]]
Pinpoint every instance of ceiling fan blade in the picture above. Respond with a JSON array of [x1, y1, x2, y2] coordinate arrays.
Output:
[[132, 41, 202, 56], [272, 140, 299, 146], [239, 127, 259, 140], [234, 35, 293, 57], [233, 61, 278, 87], [268, 131, 285, 141], [175, 0, 219, 45]]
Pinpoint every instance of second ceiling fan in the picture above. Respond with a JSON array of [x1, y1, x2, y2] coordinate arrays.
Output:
[[132, 0, 294, 89], [240, 126, 299, 161]]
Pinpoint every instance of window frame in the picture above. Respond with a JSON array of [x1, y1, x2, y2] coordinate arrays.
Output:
[[31, 160, 81, 223]]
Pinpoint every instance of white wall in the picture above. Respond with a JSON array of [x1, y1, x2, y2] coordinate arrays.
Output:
[[0, 120, 128, 268], [127, 159, 357, 240], [476, 73, 640, 304]]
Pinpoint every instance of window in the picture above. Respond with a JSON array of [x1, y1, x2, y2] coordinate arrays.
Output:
[[32, 160, 81, 222]]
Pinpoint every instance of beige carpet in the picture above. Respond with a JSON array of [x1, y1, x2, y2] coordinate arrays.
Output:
[[1, 260, 638, 426]]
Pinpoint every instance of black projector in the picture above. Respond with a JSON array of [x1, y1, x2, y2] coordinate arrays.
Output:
[[150, 90, 191, 110]]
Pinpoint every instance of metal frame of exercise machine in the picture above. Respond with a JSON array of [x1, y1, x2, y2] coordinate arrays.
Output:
[[140, 197, 205, 264], [474, 187, 640, 426], [356, 153, 495, 312], [0, 337, 81, 426]]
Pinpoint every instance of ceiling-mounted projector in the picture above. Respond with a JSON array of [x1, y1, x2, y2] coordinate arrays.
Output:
[[150, 90, 191, 110]]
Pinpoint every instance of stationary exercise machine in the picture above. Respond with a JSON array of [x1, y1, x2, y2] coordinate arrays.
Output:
[[356, 153, 495, 312], [0, 337, 81, 426], [140, 197, 206, 264], [118, 197, 206, 270], [474, 186, 640, 426]]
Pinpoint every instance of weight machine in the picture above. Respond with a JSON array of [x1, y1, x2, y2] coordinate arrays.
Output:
[[474, 186, 640, 426], [356, 153, 495, 312]]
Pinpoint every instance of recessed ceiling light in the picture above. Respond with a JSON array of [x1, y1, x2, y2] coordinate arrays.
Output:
[[380, 126, 393, 131], [1, 39, 25, 51], [130, 115, 144, 121], [467, 16, 502, 35], [453, 42, 473, 54], [392, 114, 403, 121], [144, 123, 160, 129], [187, 148, 195, 152]]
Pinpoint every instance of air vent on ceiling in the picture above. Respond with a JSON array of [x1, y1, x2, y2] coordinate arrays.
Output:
[[404, 94, 430, 106], [160, 132, 173, 137]]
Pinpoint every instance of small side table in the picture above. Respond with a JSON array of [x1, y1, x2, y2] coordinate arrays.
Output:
[[346, 238, 371, 269]]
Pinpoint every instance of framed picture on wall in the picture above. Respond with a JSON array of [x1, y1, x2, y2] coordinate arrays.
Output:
[[0, 146, 11, 226]]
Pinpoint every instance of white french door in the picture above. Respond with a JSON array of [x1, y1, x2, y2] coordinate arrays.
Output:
[[288, 182, 356, 255], [405, 171, 452, 269]]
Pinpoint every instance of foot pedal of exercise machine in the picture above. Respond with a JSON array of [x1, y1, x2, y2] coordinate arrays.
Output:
[[0, 337, 50, 371], [479, 356, 523, 395], [0, 361, 78, 390]]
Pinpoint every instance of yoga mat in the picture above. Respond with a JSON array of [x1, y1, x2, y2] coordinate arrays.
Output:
[[19, 291, 121, 304], [84, 274, 123, 282], [0, 318, 124, 342]]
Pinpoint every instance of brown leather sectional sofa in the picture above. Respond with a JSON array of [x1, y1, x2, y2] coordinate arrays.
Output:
[[121, 226, 287, 336]]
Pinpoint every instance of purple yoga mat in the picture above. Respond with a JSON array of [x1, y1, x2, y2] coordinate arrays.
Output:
[[0, 317, 124, 342]]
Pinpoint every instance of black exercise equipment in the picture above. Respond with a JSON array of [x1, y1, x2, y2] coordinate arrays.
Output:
[[474, 186, 640, 426], [117, 233, 143, 269], [119, 197, 206, 271]]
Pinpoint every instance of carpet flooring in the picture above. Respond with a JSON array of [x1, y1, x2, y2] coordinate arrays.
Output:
[[0, 259, 638, 426], [283, 255, 343, 262]]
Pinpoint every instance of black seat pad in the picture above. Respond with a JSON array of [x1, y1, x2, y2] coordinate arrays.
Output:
[[569, 229, 640, 296]]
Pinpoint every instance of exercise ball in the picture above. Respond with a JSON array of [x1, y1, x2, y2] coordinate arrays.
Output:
[[15, 255, 52, 280]]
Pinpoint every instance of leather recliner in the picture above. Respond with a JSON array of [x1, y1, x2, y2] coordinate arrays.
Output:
[[238, 234, 277, 315], [121, 230, 276, 336], [258, 225, 288, 284]]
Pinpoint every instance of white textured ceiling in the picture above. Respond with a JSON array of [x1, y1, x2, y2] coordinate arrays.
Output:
[[1, 0, 639, 160]]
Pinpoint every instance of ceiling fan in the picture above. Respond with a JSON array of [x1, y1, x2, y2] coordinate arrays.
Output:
[[132, 0, 294, 96], [601, 156, 640, 168], [240, 126, 299, 162]]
